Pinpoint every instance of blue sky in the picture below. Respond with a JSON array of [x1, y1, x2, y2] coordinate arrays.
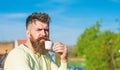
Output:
[[0, 0, 120, 45]]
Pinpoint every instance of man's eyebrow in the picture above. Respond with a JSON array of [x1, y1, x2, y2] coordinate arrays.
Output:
[[36, 28, 49, 30]]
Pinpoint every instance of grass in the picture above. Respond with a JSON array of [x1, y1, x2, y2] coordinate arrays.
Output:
[[68, 57, 85, 67], [68, 60, 81, 67]]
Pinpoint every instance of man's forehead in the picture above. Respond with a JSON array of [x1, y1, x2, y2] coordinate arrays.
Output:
[[27, 21, 48, 30], [32, 21, 48, 28]]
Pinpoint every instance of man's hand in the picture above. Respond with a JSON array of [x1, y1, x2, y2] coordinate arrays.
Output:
[[52, 42, 68, 63]]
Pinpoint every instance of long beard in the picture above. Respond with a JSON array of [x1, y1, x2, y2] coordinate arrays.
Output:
[[30, 34, 49, 54]]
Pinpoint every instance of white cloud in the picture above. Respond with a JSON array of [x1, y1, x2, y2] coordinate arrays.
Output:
[[0, 13, 28, 25], [0, 13, 28, 19], [0, 13, 27, 41]]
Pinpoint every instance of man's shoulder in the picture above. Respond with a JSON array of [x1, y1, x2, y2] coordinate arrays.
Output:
[[8, 44, 27, 56]]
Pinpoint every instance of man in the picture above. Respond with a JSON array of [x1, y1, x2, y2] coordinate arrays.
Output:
[[4, 12, 68, 70]]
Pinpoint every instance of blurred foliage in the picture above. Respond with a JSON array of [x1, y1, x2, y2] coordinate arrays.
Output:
[[0, 41, 14, 44], [68, 45, 78, 57], [68, 58, 82, 67], [75, 21, 120, 70]]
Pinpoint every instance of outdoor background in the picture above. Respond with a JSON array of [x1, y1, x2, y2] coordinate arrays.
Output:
[[0, 0, 120, 70]]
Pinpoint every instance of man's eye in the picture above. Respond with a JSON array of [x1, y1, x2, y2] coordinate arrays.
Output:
[[37, 29, 42, 31], [45, 29, 49, 31], [37, 29, 49, 31]]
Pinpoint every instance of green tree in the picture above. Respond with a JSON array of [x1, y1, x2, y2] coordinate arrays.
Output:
[[76, 21, 120, 70], [76, 21, 100, 57]]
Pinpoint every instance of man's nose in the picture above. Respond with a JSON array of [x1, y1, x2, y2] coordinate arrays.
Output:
[[41, 29, 46, 36]]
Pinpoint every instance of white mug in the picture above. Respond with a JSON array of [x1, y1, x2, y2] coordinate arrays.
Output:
[[45, 41, 53, 50]]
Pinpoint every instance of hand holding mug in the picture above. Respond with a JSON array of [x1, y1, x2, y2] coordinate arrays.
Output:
[[52, 42, 68, 62]]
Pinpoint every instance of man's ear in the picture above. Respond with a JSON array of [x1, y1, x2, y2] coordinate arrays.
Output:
[[26, 30, 30, 38]]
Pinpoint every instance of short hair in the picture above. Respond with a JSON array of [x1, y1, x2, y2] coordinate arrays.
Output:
[[26, 12, 50, 29]]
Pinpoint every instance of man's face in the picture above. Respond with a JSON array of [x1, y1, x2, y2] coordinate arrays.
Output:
[[28, 20, 49, 53], [30, 20, 49, 43]]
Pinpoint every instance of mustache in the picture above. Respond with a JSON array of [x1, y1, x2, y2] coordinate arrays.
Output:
[[37, 37, 49, 41]]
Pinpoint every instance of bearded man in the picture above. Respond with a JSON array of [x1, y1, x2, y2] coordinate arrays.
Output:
[[4, 12, 68, 70]]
